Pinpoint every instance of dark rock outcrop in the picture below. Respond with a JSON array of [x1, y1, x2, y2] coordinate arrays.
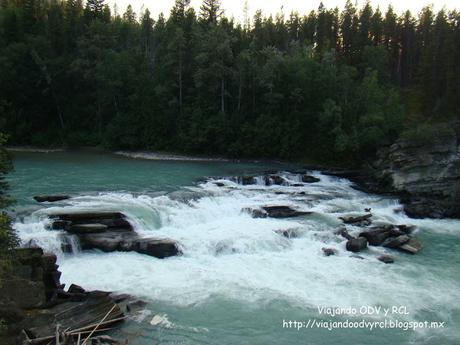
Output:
[[373, 122, 460, 218], [0, 249, 128, 345], [49, 211, 180, 259]]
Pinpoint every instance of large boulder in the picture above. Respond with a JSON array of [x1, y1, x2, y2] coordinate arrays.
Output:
[[346, 238, 368, 252]]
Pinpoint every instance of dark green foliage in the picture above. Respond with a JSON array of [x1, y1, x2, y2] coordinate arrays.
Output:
[[0, 134, 18, 286], [0, 1, 458, 164]]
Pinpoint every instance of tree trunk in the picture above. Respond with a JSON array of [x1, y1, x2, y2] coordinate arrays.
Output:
[[30, 50, 66, 143], [179, 55, 183, 114], [237, 72, 242, 112], [221, 78, 225, 113]]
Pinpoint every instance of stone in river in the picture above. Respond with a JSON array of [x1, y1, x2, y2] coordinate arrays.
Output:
[[382, 235, 410, 249], [346, 237, 368, 252], [397, 238, 423, 254], [322, 247, 338, 256], [302, 175, 320, 183], [378, 255, 395, 264]]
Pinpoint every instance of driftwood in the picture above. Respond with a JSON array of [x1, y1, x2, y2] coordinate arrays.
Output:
[[81, 304, 117, 345]]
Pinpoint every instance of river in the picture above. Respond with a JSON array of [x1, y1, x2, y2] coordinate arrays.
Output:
[[8, 150, 460, 345]]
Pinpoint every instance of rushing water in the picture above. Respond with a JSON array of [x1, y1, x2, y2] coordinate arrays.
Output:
[[8, 150, 460, 345]]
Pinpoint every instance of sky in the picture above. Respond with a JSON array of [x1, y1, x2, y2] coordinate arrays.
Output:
[[107, 0, 460, 22]]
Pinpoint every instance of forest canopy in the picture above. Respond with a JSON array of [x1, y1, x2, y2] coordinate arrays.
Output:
[[0, 0, 459, 163]]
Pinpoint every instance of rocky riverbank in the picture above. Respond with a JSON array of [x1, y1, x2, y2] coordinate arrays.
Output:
[[324, 122, 460, 219], [0, 248, 142, 345]]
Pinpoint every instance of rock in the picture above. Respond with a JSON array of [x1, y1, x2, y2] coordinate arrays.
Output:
[[373, 122, 460, 218], [233, 176, 256, 185], [382, 235, 410, 248], [261, 205, 311, 218], [133, 238, 180, 258], [322, 247, 338, 256], [50, 211, 125, 222], [242, 207, 266, 218], [378, 255, 394, 264], [302, 175, 320, 183], [275, 229, 301, 238], [68, 223, 108, 234], [290, 183, 304, 187], [346, 237, 368, 252], [0, 278, 46, 309], [335, 227, 354, 240], [50, 220, 70, 230], [40, 253, 57, 271], [68, 284, 85, 294], [350, 254, 365, 260], [359, 226, 404, 246], [396, 224, 416, 234], [398, 238, 423, 254], [33, 195, 70, 202], [214, 182, 225, 187], [269, 175, 285, 185], [339, 214, 372, 226]]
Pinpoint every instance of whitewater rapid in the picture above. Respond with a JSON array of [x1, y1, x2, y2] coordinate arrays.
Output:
[[12, 171, 460, 339]]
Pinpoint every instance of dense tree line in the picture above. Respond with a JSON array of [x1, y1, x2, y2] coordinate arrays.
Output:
[[0, 0, 459, 163]]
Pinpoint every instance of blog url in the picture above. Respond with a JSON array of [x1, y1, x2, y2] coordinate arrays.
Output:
[[282, 319, 446, 331]]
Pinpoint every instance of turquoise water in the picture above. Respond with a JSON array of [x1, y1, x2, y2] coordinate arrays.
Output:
[[8, 150, 460, 345]]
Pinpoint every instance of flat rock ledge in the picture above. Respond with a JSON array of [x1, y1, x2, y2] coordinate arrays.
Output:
[[49, 211, 180, 259]]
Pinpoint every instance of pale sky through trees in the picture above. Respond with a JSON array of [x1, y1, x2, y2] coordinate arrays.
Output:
[[108, 0, 460, 22]]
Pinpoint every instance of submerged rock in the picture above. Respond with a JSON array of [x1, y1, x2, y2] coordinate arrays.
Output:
[[34, 195, 70, 202], [378, 255, 395, 264], [346, 237, 368, 252], [275, 228, 302, 238], [322, 247, 338, 256]]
